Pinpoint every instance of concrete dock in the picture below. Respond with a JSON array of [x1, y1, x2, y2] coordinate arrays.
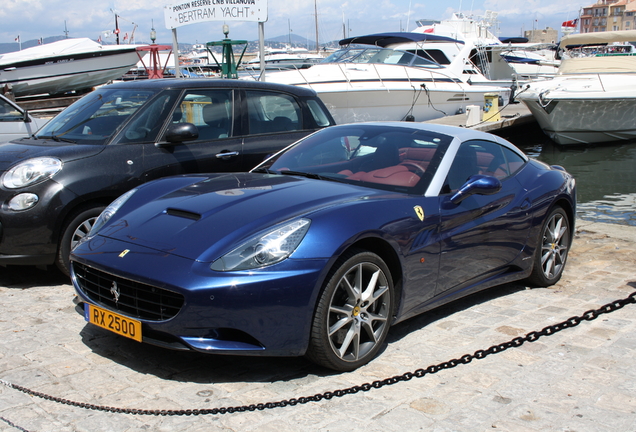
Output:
[[0, 219, 635, 431]]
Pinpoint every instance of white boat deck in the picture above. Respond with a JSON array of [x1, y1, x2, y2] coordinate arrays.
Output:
[[425, 102, 535, 132]]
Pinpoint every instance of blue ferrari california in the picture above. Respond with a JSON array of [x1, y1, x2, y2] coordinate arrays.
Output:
[[70, 122, 576, 371]]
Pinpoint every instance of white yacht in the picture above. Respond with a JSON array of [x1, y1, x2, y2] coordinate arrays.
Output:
[[0, 38, 144, 97], [516, 30, 636, 145], [244, 47, 324, 71], [260, 32, 510, 124], [411, 13, 560, 83]]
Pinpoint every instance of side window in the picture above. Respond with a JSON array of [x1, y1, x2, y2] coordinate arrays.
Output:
[[173, 89, 233, 141], [0, 97, 23, 121], [443, 142, 482, 192], [246, 91, 301, 135], [119, 93, 175, 143], [502, 147, 526, 176], [307, 98, 332, 127], [443, 140, 520, 193]]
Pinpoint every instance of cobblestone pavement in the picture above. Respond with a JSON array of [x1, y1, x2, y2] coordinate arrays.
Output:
[[1, 220, 635, 432]]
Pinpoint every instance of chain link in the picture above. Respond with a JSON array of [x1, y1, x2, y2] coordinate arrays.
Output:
[[1, 290, 634, 417]]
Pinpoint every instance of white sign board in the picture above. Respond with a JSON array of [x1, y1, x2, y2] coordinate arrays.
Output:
[[164, 0, 268, 29]]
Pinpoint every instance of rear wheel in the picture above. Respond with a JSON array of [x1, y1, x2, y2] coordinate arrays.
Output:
[[306, 250, 393, 371], [527, 207, 571, 287], [56, 206, 105, 277]]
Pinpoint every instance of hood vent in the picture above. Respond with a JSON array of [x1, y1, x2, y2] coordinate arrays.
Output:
[[166, 208, 201, 221]]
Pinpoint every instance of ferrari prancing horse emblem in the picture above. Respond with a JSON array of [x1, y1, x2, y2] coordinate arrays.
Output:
[[414, 206, 425, 221]]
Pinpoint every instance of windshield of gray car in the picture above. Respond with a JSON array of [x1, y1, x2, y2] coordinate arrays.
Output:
[[35, 88, 161, 145], [258, 124, 452, 194]]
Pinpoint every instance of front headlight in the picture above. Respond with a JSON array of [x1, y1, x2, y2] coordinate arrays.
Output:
[[2, 157, 62, 189], [88, 188, 138, 237], [211, 218, 311, 271]]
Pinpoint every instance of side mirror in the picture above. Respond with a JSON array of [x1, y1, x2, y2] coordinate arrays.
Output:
[[158, 123, 199, 147], [450, 174, 502, 205]]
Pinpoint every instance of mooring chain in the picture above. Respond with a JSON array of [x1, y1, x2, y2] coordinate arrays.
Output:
[[1, 290, 635, 418]]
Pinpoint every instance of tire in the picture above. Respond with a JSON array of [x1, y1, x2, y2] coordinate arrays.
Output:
[[527, 207, 571, 287], [306, 250, 394, 371], [56, 206, 105, 277]]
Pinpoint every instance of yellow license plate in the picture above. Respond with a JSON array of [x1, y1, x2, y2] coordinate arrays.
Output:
[[85, 303, 142, 342]]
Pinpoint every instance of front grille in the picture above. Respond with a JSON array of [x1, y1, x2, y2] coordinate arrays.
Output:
[[73, 262, 184, 321]]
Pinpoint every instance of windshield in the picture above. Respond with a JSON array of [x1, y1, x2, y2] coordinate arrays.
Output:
[[36, 88, 160, 145], [322, 47, 444, 69], [257, 124, 452, 194]]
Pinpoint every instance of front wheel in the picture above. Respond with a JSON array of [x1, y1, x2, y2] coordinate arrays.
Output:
[[56, 206, 105, 277], [527, 207, 571, 287], [306, 250, 394, 371]]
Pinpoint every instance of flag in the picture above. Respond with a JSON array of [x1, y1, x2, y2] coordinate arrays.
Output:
[[123, 32, 128, 41], [97, 35, 102, 43], [14, 35, 20, 42], [38, 38, 43, 44], [562, 19, 578, 28]]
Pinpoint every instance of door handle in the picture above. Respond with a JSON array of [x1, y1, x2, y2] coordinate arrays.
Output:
[[216, 151, 239, 160]]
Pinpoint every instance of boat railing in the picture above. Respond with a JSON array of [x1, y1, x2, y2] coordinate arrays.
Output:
[[283, 59, 470, 95]]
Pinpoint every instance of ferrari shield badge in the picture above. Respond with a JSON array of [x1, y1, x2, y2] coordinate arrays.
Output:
[[414, 206, 425, 221]]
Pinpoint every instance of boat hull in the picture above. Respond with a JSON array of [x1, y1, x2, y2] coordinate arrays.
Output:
[[264, 64, 510, 123], [317, 86, 506, 123], [518, 74, 636, 145], [0, 40, 141, 96], [522, 97, 636, 145]]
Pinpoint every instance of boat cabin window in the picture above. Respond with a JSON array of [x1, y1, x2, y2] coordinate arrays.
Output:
[[408, 49, 451, 65], [325, 47, 443, 68]]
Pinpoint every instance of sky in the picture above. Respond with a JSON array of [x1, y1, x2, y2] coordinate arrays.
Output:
[[1, 0, 591, 47]]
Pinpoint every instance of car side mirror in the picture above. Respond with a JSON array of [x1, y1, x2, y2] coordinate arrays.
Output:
[[158, 123, 199, 147], [450, 174, 502, 205]]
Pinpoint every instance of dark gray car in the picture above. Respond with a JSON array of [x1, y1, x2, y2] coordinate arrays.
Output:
[[0, 78, 335, 275]]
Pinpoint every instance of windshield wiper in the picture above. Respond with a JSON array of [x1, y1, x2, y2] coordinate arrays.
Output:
[[251, 167, 277, 174], [279, 170, 347, 183], [252, 168, 347, 184], [50, 135, 77, 143]]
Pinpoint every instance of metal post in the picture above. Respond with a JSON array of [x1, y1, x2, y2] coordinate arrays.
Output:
[[259, 22, 266, 81], [172, 28, 181, 78]]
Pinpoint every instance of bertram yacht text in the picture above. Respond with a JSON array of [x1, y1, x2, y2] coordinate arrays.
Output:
[[172, 0, 256, 23]]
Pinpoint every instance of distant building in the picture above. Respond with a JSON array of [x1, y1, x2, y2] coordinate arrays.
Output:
[[579, 0, 636, 33], [625, 1, 636, 30], [524, 27, 558, 43]]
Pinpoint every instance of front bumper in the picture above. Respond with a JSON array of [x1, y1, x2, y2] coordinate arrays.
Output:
[[0, 179, 76, 266], [71, 235, 329, 357]]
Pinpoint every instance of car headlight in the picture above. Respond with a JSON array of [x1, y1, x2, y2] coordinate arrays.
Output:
[[2, 157, 62, 189], [88, 188, 138, 237], [211, 218, 311, 271]]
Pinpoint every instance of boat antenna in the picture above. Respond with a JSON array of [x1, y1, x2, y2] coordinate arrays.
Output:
[[110, 8, 120, 45], [64, 21, 69, 39], [314, 0, 319, 53], [115, 13, 120, 45]]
